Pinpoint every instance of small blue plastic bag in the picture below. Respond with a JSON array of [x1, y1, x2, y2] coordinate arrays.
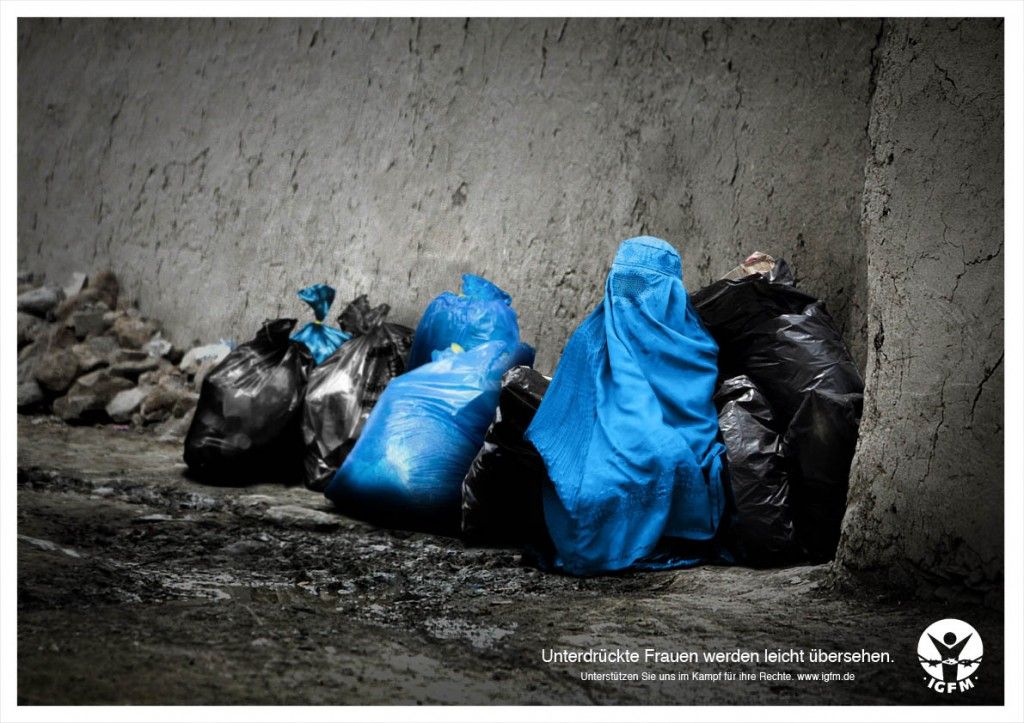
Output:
[[325, 339, 534, 535], [408, 274, 525, 368], [526, 237, 727, 575], [291, 283, 351, 365]]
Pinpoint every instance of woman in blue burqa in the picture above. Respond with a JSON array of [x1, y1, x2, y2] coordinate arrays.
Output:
[[526, 236, 727, 575]]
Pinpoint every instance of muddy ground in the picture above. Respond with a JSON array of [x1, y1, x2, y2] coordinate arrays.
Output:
[[16, 417, 1003, 705]]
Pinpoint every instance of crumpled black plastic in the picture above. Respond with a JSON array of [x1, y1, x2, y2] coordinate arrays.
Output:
[[714, 375, 798, 566], [461, 365, 552, 546], [184, 318, 312, 483], [693, 260, 863, 562], [300, 295, 413, 491]]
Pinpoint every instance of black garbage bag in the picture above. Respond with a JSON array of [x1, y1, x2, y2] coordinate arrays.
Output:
[[461, 366, 552, 546], [714, 375, 798, 566], [301, 295, 414, 491], [782, 381, 863, 561], [693, 259, 863, 562], [184, 318, 312, 483]]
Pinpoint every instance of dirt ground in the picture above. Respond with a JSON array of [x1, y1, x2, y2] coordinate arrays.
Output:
[[16, 417, 1003, 705]]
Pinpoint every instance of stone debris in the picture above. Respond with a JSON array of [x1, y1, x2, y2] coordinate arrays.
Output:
[[71, 308, 110, 339], [19, 344, 41, 385], [55, 270, 119, 319], [63, 271, 88, 300], [143, 334, 176, 360], [105, 386, 150, 423], [18, 380, 45, 409], [15, 268, 223, 429], [70, 342, 109, 375], [112, 315, 159, 349], [18, 285, 64, 317], [53, 369, 134, 423], [83, 334, 121, 359], [109, 349, 160, 380], [139, 380, 198, 424], [18, 312, 45, 349], [34, 349, 79, 394], [153, 409, 195, 441]]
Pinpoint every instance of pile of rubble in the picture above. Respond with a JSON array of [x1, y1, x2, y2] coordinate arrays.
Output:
[[17, 270, 231, 437]]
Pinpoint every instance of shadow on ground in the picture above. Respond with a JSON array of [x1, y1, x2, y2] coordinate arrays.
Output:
[[16, 417, 1003, 705]]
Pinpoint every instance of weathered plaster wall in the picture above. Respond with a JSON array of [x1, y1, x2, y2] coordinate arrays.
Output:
[[836, 19, 1004, 602], [17, 18, 874, 373]]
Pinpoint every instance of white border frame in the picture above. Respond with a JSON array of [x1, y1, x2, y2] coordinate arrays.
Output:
[[1, 2, 1021, 722]]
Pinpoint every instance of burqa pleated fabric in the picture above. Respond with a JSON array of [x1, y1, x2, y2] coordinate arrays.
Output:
[[525, 237, 727, 575]]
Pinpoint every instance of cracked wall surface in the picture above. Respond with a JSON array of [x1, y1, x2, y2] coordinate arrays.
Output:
[[17, 18, 874, 373], [836, 19, 1004, 602]]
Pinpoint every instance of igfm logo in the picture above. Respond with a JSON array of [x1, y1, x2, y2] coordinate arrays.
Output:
[[917, 618, 983, 694]]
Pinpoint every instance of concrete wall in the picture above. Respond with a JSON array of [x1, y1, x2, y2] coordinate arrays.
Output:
[[17, 18, 875, 374], [836, 19, 1004, 603]]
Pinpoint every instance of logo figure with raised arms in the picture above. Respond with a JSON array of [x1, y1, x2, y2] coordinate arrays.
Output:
[[917, 618, 983, 695]]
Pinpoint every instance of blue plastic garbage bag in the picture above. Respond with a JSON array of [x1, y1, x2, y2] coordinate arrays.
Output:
[[408, 275, 524, 369], [291, 283, 351, 364], [326, 339, 535, 535], [525, 237, 727, 575]]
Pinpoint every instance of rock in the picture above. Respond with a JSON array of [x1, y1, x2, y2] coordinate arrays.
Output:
[[84, 270, 119, 310], [17, 286, 64, 317], [180, 342, 231, 376], [158, 357, 183, 375], [154, 408, 195, 441], [55, 270, 118, 320], [63, 272, 88, 300], [112, 315, 158, 349], [112, 348, 149, 362], [139, 360, 185, 387], [139, 381, 198, 423], [17, 270, 35, 285], [51, 325, 80, 351], [262, 505, 341, 531], [52, 369, 134, 423], [19, 341, 39, 363], [109, 351, 159, 381], [18, 380, 44, 409], [83, 334, 121, 360], [17, 312, 46, 349], [34, 348, 79, 394], [105, 386, 150, 423], [70, 343, 109, 374], [71, 308, 110, 339], [143, 334, 176, 360], [18, 345, 40, 385]]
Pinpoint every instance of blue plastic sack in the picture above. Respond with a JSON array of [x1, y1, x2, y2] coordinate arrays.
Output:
[[408, 274, 524, 368], [325, 340, 534, 535], [290, 283, 351, 365], [526, 237, 727, 575]]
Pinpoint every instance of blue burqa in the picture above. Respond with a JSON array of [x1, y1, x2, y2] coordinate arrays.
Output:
[[525, 237, 727, 575]]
